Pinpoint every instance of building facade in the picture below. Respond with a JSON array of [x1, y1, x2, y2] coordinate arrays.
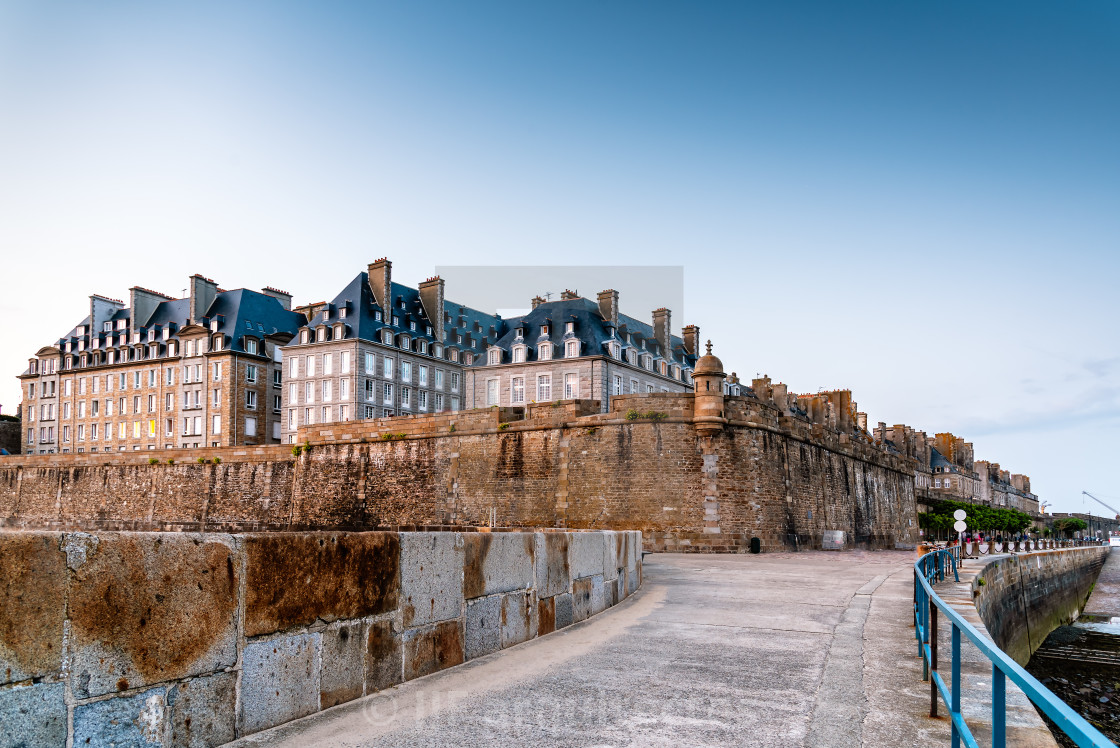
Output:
[[464, 289, 697, 412], [18, 275, 303, 453], [280, 259, 505, 443]]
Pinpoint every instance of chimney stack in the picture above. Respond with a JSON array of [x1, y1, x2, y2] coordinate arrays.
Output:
[[560, 289, 580, 301], [856, 412, 868, 431], [531, 295, 546, 310], [681, 325, 700, 357], [418, 276, 446, 342], [652, 308, 672, 356], [368, 258, 392, 310], [261, 286, 292, 311], [597, 289, 619, 328], [188, 275, 219, 325]]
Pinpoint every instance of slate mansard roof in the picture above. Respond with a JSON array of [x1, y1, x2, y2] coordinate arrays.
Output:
[[300, 271, 506, 352], [33, 288, 304, 372], [477, 297, 696, 369]]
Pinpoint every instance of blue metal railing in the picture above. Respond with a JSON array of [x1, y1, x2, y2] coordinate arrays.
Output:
[[914, 548, 1115, 748]]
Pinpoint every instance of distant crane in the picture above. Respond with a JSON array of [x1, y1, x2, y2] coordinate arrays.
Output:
[[1083, 491, 1120, 519]]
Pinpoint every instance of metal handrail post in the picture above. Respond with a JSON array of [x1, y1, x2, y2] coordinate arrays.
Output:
[[993, 663, 1006, 748], [952, 624, 962, 748], [930, 600, 939, 718]]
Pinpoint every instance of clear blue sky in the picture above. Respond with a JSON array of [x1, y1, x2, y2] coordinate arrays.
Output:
[[1, 1, 1117, 515]]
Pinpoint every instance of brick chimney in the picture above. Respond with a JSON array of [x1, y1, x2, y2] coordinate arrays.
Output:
[[560, 289, 580, 301], [531, 295, 546, 309], [261, 286, 292, 311], [188, 275, 219, 325], [681, 325, 700, 357], [596, 289, 619, 327], [652, 308, 671, 356], [368, 258, 392, 310], [418, 276, 445, 341]]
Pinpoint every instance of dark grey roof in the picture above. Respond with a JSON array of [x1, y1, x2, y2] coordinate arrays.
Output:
[[299, 272, 507, 351], [47, 288, 303, 363], [477, 297, 695, 368]]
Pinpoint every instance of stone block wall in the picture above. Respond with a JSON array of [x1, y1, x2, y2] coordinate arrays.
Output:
[[0, 528, 640, 747], [970, 546, 1109, 665]]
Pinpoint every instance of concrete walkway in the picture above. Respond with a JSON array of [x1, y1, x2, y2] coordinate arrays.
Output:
[[231, 552, 955, 747], [1083, 547, 1120, 618]]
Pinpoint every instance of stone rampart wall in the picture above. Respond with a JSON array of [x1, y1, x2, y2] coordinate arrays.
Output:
[[0, 396, 920, 551], [971, 546, 1109, 665], [0, 528, 640, 746]]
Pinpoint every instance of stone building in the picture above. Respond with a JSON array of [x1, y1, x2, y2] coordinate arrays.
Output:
[[464, 290, 697, 412], [17, 275, 303, 453], [976, 461, 1040, 514], [280, 258, 505, 443]]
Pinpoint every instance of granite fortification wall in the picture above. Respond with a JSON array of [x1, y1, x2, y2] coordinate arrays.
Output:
[[969, 546, 1110, 665], [0, 528, 640, 746], [0, 394, 920, 552]]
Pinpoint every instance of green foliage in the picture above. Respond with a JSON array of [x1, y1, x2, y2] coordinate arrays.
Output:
[[167, 459, 175, 465], [625, 409, 668, 421], [148, 457, 159, 464], [0, 414, 19, 422], [923, 499, 1033, 535], [302, 442, 312, 455], [499, 423, 510, 430], [291, 444, 303, 457], [449, 423, 456, 433], [1051, 517, 1089, 538], [213, 457, 221, 465], [197, 457, 209, 464], [977, 577, 986, 587], [381, 432, 408, 441]]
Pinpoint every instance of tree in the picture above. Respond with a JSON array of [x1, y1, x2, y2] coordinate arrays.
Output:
[[1050, 517, 1088, 538]]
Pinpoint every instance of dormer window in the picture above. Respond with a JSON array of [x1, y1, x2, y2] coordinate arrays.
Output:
[[538, 343, 552, 361], [488, 349, 501, 365], [426, 326, 432, 336], [434, 344, 442, 358], [213, 336, 223, 351], [392, 315, 400, 327], [245, 338, 259, 355], [565, 340, 579, 358], [210, 319, 219, 332], [400, 335, 410, 350], [245, 320, 252, 329], [103, 322, 112, 332], [316, 327, 327, 343], [300, 329, 310, 344], [399, 299, 406, 310], [333, 322, 345, 339], [540, 324, 549, 337], [410, 321, 416, 332], [374, 310, 382, 321], [417, 340, 427, 354], [339, 307, 347, 319], [565, 321, 575, 334], [382, 330, 393, 345], [512, 346, 526, 363]]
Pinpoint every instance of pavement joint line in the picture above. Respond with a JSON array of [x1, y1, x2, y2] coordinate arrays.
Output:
[[656, 621, 834, 634]]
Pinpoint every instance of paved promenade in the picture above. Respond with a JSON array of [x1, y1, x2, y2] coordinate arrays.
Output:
[[231, 551, 965, 747]]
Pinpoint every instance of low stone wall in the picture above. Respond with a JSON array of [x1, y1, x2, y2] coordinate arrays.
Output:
[[970, 546, 1109, 665], [0, 528, 641, 746]]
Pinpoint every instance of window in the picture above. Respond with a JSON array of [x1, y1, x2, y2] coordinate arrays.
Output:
[[630, 378, 639, 394], [132, 421, 140, 438], [401, 361, 411, 382], [213, 389, 221, 407], [647, 384, 655, 393], [364, 352, 374, 372], [401, 387, 411, 409], [245, 338, 258, 355], [451, 396, 460, 411], [486, 379, 499, 406], [79, 377, 87, 395], [341, 351, 351, 373], [537, 375, 551, 401], [511, 377, 525, 404], [383, 383, 393, 404], [272, 369, 281, 387], [306, 355, 316, 376], [382, 330, 393, 345], [289, 357, 299, 378], [324, 353, 333, 375], [383, 357, 394, 379], [165, 367, 174, 386], [565, 340, 579, 358], [305, 381, 315, 403], [513, 347, 525, 363], [488, 349, 500, 365], [613, 375, 622, 395], [246, 391, 257, 409], [147, 394, 155, 413], [147, 420, 156, 438], [246, 364, 258, 383], [323, 379, 333, 401], [434, 369, 444, 390], [132, 396, 140, 413], [417, 365, 428, 387], [304, 408, 313, 425], [564, 373, 578, 399], [288, 409, 295, 430], [212, 415, 222, 435], [418, 391, 428, 411], [340, 404, 349, 421], [166, 393, 174, 410], [365, 379, 374, 401], [273, 395, 282, 413], [450, 372, 460, 392], [364, 405, 375, 419], [245, 417, 257, 437], [538, 344, 552, 361]]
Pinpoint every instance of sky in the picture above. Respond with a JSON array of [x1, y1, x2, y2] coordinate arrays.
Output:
[[0, 0, 1117, 515]]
